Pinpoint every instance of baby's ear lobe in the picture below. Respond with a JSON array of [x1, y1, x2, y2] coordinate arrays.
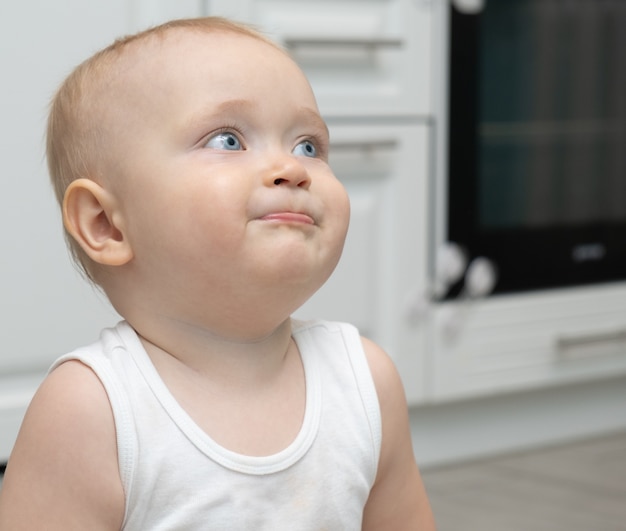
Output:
[[63, 179, 133, 266]]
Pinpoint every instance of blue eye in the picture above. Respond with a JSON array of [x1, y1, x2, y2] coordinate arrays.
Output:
[[205, 132, 242, 151], [292, 140, 317, 158]]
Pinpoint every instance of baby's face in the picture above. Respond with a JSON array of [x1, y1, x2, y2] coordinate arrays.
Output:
[[102, 30, 350, 328]]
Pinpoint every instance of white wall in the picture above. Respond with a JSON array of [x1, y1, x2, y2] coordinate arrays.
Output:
[[0, 0, 216, 376], [0, 2, 136, 375]]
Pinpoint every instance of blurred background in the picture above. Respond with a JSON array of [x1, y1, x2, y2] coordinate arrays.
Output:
[[1, 0, 625, 528]]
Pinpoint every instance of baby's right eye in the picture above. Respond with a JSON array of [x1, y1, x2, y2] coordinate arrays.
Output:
[[204, 131, 242, 151]]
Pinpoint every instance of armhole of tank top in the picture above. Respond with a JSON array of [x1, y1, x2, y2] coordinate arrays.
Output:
[[49, 351, 137, 522], [339, 323, 383, 470]]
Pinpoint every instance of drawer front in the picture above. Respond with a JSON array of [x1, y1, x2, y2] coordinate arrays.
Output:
[[204, 0, 432, 117], [429, 285, 626, 401]]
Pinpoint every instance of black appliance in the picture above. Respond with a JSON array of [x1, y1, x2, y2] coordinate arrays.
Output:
[[447, 0, 626, 294]]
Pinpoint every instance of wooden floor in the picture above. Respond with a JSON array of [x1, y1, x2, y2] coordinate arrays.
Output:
[[421, 431, 626, 531], [1, 432, 625, 529]]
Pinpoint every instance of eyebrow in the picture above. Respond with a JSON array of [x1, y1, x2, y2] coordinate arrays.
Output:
[[213, 98, 256, 116], [297, 107, 330, 139], [185, 99, 329, 138], [182, 99, 252, 133]]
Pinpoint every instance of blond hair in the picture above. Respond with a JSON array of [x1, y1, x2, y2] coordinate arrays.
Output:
[[46, 17, 281, 283]]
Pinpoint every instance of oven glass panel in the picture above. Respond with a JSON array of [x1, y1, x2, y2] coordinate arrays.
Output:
[[479, 0, 626, 230]]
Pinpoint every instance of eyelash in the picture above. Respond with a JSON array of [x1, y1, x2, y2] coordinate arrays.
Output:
[[200, 127, 328, 159], [203, 125, 245, 148], [299, 135, 328, 159]]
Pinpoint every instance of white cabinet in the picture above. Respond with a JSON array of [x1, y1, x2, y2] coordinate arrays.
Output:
[[429, 285, 626, 401]]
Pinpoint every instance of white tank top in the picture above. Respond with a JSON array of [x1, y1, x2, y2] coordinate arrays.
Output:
[[52, 319, 382, 530]]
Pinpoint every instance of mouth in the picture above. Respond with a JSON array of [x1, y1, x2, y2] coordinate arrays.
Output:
[[259, 212, 315, 225]]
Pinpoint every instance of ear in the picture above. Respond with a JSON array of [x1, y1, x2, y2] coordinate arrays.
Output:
[[63, 179, 133, 266]]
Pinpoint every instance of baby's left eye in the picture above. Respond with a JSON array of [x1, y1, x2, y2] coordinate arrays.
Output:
[[292, 140, 317, 158]]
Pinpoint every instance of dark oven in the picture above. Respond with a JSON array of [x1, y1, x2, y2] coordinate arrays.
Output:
[[446, 0, 626, 295]]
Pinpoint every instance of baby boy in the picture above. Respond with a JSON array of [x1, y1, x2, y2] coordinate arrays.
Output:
[[0, 17, 435, 530]]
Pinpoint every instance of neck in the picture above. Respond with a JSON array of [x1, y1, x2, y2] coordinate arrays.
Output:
[[131, 313, 295, 388]]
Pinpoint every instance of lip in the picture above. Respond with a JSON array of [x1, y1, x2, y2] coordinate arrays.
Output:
[[259, 212, 315, 225]]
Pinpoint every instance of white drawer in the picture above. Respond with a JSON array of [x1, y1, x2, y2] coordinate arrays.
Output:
[[429, 284, 626, 401], [204, 0, 433, 117]]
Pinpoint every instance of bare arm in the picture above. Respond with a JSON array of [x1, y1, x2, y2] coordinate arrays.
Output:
[[361, 337, 436, 530], [0, 361, 125, 531]]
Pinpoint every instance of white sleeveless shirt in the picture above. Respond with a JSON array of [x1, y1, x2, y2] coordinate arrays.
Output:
[[51, 319, 382, 530]]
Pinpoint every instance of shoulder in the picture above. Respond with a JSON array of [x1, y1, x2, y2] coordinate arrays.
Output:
[[359, 337, 412, 459], [360, 336, 403, 405], [0, 360, 125, 530], [360, 337, 436, 530]]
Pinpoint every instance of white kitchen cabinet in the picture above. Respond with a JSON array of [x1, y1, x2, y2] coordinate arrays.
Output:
[[428, 284, 626, 401]]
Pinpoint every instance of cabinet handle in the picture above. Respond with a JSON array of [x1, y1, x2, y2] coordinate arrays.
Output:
[[330, 139, 397, 152], [556, 328, 626, 349], [284, 36, 404, 50]]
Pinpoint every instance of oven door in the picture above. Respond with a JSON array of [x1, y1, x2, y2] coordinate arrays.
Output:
[[447, 0, 626, 295]]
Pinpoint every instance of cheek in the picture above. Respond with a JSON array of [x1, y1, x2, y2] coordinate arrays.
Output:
[[177, 196, 242, 256], [177, 178, 259, 267], [309, 182, 351, 280], [127, 181, 241, 266], [325, 182, 351, 243]]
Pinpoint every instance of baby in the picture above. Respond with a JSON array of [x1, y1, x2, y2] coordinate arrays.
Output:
[[0, 17, 435, 530]]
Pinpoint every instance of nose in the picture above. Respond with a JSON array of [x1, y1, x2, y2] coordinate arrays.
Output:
[[264, 154, 312, 190]]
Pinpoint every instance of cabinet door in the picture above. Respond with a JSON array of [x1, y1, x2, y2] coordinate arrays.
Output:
[[294, 123, 430, 404], [204, 0, 432, 117]]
